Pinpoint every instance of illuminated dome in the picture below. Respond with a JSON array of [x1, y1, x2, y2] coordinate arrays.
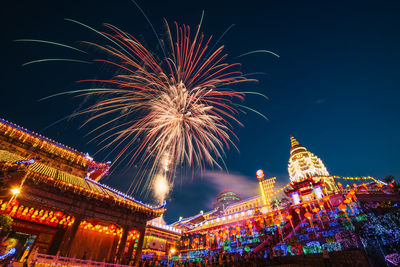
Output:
[[288, 135, 329, 183]]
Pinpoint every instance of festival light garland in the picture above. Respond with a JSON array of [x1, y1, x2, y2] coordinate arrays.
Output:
[[314, 175, 382, 185]]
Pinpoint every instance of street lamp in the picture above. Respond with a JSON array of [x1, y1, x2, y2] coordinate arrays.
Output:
[[11, 188, 20, 195]]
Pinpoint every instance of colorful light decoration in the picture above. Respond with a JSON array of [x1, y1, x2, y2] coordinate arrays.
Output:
[[170, 170, 396, 262]]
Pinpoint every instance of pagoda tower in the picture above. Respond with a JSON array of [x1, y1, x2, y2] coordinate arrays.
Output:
[[287, 136, 338, 202]]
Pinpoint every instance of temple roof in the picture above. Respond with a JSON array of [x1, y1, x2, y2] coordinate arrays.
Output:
[[0, 149, 166, 215], [215, 190, 241, 202], [0, 118, 109, 173], [0, 117, 166, 216]]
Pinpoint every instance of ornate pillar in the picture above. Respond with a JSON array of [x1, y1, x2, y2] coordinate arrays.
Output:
[[60, 215, 83, 256], [108, 234, 120, 263], [134, 224, 146, 265], [125, 234, 136, 265], [116, 225, 129, 262]]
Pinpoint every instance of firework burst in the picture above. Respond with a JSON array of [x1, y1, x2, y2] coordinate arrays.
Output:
[[18, 15, 276, 198]]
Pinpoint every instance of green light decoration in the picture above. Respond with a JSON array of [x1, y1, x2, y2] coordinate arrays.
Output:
[[302, 245, 322, 254], [287, 245, 295, 256], [355, 214, 368, 222]]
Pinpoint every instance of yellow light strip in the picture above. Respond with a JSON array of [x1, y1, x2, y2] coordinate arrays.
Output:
[[315, 175, 380, 184], [259, 181, 267, 205]]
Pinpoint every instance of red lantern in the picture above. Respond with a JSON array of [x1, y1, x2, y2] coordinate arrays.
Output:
[[9, 200, 19, 207], [295, 208, 301, 220], [338, 203, 350, 221], [109, 224, 117, 231], [312, 207, 322, 221], [304, 212, 312, 220], [286, 214, 295, 233], [54, 211, 63, 219]]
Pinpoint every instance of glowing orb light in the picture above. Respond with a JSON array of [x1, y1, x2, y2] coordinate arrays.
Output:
[[256, 169, 265, 180], [11, 188, 20, 195]]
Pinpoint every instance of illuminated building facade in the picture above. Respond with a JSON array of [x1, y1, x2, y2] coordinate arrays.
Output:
[[162, 134, 400, 267], [0, 118, 166, 265], [257, 174, 276, 210], [142, 218, 182, 259]]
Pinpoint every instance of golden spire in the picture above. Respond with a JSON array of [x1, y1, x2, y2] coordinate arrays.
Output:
[[290, 135, 300, 148]]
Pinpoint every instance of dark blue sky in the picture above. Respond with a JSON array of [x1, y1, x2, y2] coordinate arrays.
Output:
[[1, 0, 399, 223]]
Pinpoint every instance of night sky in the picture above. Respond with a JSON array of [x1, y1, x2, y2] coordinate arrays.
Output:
[[1, 0, 400, 223]]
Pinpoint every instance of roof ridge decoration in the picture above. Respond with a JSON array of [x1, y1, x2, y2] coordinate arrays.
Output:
[[85, 177, 167, 210], [0, 118, 83, 155]]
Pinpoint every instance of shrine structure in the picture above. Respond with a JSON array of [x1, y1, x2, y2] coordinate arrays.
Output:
[[0, 118, 166, 265], [284, 135, 338, 204]]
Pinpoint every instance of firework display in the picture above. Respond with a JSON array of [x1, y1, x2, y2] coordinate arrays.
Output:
[[18, 16, 271, 198]]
